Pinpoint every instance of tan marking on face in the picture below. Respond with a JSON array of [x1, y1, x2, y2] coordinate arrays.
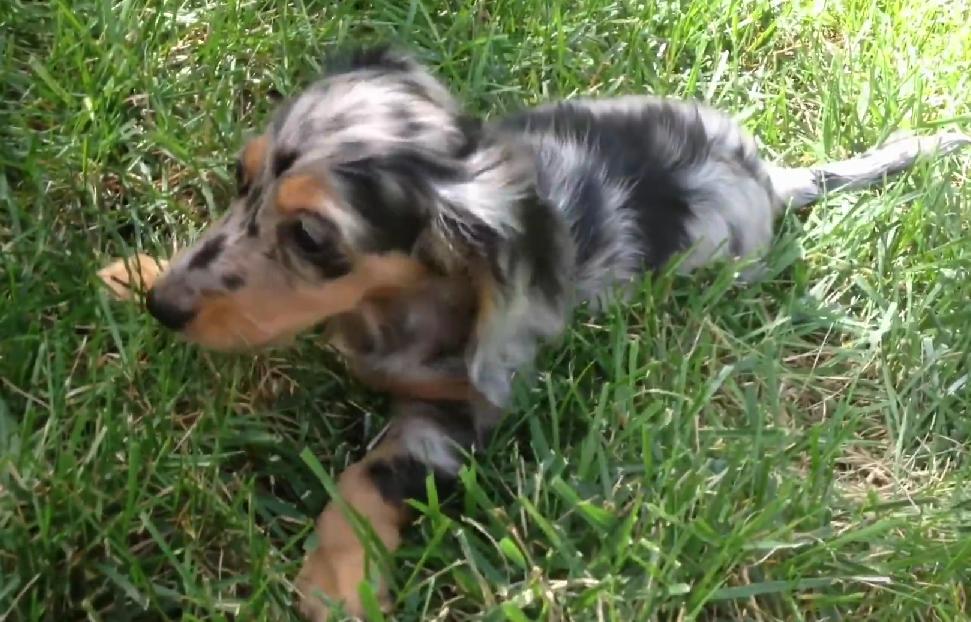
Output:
[[276, 174, 332, 215], [241, 134, 269, 185], [181, 253, 430, 351]]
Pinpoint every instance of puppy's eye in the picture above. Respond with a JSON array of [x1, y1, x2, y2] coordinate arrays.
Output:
[[292, 220, 325, 254], [284, 216, 341, 255], [281, 216, 352, 279]]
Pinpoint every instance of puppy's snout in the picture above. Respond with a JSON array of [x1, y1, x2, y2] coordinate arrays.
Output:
[[146, 288, 196, 331]]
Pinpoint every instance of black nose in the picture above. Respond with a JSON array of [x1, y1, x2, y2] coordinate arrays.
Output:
[[146, 289, 196, 331]]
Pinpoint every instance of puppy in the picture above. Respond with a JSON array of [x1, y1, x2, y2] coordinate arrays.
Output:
[[135, 45, 969, 618]]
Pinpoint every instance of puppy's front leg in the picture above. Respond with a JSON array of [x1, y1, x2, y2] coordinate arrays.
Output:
[[296, 399, 497, 621], [295, 457, 403, 621]]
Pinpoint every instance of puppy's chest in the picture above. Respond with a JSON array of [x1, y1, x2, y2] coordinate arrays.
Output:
[[326, 277, 477, 396]]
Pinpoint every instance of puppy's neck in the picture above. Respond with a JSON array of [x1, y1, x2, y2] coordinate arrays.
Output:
[[327, 273, 477, 366]]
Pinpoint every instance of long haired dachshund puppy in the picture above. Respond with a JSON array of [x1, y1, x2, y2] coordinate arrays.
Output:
[[138, 46, 969, 618]]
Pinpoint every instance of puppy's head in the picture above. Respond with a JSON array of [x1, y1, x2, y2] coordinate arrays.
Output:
[[146, 46, 478, 350]]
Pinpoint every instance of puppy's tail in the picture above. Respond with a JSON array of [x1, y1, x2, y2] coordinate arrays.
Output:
[[767, 131, 971, 209]]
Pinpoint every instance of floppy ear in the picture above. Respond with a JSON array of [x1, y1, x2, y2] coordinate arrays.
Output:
[[332, 136, 575, 409], [428, 141, 576, 408]]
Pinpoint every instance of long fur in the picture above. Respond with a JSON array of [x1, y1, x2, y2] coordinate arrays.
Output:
[[146, 43, 970, 419], [137, 47, 970, 619], [462, 98, 970, 405]]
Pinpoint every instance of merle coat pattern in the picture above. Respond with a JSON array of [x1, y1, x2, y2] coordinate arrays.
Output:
[[139, 46, 970, 620]]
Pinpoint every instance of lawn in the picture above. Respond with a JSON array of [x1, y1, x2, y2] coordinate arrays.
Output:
[[2, 0, 971, 620]]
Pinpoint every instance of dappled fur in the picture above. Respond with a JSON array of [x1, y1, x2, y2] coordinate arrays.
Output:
[[137, 45, 970, 619]]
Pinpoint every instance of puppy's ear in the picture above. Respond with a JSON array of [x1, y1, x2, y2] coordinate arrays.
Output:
[[333, 138, 575, 408], [466, 199, 574, 408], [326, 114, 483, 257], [430, 142, 576, 408]]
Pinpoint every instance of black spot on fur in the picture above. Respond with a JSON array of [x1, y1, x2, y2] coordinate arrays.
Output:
[[272, 150, 298, 177], [455, 115, 482, 158], [568, 176, 607, 265], [366, 457, 425, 505], [533, 163, 607, 268], [222, 274, 245, 290], [333, 152, 461, 252], [366, 455, 455, 506], [188, 234, 225, 270], [246, 184, 261, 208], [240, 183, 262, 219], [517, 195, 568, 303], [382, 150, 465, 181], [390, 104, 412, 123], [234, 159, 247, 195], [403, 120, 424, 138], [502, 100, 705, 269], [399, 76, 438, 105], [364, 401, 491, 506], [244, 199, 260, 236], [246, 215, 259, 237], [324, 44, 415, 76], [327, 112, 350, 131]]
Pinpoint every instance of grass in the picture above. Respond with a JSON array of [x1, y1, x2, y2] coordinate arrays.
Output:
[[2, 0, 971, 619]]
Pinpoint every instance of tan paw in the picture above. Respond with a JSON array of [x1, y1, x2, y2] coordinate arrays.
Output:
[[97, 254, 168, 301], [295, 545, 389, 621]]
